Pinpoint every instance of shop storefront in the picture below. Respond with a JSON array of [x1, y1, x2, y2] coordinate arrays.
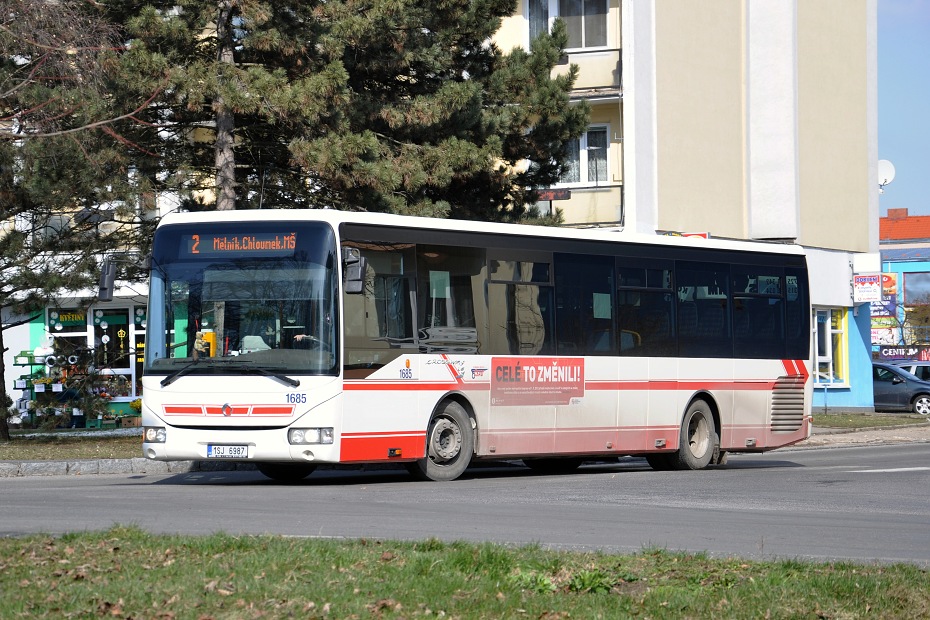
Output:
[[12, 302, 146, 428]]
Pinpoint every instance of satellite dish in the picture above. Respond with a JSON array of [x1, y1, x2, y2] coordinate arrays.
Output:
[[878, 160, 896, 192]]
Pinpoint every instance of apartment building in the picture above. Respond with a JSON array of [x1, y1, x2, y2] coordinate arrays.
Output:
[[496, 0, 880, 411]]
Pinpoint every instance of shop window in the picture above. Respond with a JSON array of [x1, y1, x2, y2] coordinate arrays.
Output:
[[44, 306, 144, 401], [814, 308, 847, 385], [903, 272, 930, 305]]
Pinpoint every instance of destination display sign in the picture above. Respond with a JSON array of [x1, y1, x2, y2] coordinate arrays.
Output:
[[182, 232, 297, 257]]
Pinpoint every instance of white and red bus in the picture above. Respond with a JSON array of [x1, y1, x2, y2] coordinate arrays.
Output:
[[138, 209, 812, 481]]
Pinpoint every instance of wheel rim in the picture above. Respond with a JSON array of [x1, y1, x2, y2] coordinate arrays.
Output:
[[915, 397, 930, 415], [687, 412, 710, 457], [428, 416, 462, 463]]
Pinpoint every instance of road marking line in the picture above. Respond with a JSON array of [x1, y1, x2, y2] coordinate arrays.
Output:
[[847, 467, 930, 473]]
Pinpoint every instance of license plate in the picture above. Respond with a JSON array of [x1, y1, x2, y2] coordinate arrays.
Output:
[[207, 444, 249, 459]]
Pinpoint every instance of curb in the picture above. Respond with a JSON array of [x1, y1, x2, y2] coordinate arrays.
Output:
[[0, 458, 258, 478]]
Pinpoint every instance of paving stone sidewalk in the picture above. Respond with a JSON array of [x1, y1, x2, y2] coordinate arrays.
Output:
[[795, 420, 930, 448]]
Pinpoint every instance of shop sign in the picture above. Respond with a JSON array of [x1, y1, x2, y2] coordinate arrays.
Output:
[[878, 345, 930, 361], [882, 273, 898, 297], [48, 309, 86, 331], [853, 274, 881, 303], [536, 189, 571, 201]]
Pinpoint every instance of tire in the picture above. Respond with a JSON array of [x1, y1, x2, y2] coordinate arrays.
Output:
[[256, 462, 317, 482], [407, 401, 474, 481], [523, 457, 584, 474], [671, 399, 718, 470], [912, 394, 930, 416]]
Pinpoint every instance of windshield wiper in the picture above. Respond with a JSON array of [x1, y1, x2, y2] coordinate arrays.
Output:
[[159, 357, 300, 388], [160, 357, 204, 387], [241, 364, 301, 388]]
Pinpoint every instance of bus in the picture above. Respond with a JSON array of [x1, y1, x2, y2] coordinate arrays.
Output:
[[136, 209, 812, 481]]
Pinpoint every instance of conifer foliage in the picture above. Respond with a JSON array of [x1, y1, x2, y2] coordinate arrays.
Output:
[[0, 0, 148, 440], [106, 0, 589, 219]]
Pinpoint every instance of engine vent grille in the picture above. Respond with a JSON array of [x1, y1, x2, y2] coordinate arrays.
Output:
[[771, 376, 806, 432]]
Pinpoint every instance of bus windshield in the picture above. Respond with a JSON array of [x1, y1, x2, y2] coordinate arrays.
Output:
[[145, 221, 338, 376]]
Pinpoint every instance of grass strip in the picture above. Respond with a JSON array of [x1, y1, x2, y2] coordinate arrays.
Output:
[[1, 526, 927, 619], [812, 413, 927, 429], [0, 434, 141, 461]]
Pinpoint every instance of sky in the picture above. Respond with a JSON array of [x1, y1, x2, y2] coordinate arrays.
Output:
[[878, 0, 930, 216]]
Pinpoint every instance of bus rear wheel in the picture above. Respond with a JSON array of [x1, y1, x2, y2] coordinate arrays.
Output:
[[671, 399, 718, 470], [256, 462, 317, 482], [407, 401, 474, 482]]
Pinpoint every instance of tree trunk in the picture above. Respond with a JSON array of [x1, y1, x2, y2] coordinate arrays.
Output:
[[215, 1, 237, 211], [0, 325, 11, 441]]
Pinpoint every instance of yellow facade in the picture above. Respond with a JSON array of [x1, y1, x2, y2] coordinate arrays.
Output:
[[496, 0, 877, 254]]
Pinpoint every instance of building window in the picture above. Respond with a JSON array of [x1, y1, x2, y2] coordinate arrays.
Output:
[[528, 0, 608, 49], [814, 308, 847, 385], [559, 126, 608, 186], [903, 272, 930, 305]]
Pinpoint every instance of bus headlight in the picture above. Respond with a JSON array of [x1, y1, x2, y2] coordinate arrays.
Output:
[[288, 428, 334, 445], [144, 427, 167, 443]]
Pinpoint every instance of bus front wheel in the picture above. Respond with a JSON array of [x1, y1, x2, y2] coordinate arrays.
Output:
[[407, 401, 474, 482], [672, 399, 718, 470]]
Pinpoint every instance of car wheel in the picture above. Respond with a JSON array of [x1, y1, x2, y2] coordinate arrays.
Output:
[[912, 395, 930, 416]]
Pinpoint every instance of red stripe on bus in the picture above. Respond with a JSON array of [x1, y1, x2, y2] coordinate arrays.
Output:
[[163, 406, 204, 415], [440, 354, 466, 385], [340, 432, 426, 462], [164, 405, 294, 416], [587, 380, 777, 391], [251, 406, 295, 415], [346, 379, 778, 392], [344, 382, 463, 391], [781, 359, 810, 382]]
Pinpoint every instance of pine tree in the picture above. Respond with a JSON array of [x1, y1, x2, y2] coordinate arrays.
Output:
[[103, 0, 588, 219], [0, 0, 148, 440]]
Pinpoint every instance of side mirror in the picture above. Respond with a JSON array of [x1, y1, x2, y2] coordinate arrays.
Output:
[[342, 247, 367, 295], [98, 259, 116, 302]]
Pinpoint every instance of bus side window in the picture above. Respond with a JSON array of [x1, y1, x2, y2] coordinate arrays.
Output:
[[341, 242, 416, 376], [677, 262, 730, 358], [732, 266, 789, 359], [617, 260, 674, 356], [488, 251, 554, 356], [416, 245, 484, 354], [554, 253, 616, 356]]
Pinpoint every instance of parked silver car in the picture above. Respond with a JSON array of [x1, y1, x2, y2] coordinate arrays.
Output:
[[888, 359, 930, 382], [872, 362, 930, 415]]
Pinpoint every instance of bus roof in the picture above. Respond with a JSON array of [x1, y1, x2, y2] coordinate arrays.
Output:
[[156, 209, 806, 257]]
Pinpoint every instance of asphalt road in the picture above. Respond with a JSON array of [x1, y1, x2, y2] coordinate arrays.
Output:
[[1, 443, 928, 566]]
